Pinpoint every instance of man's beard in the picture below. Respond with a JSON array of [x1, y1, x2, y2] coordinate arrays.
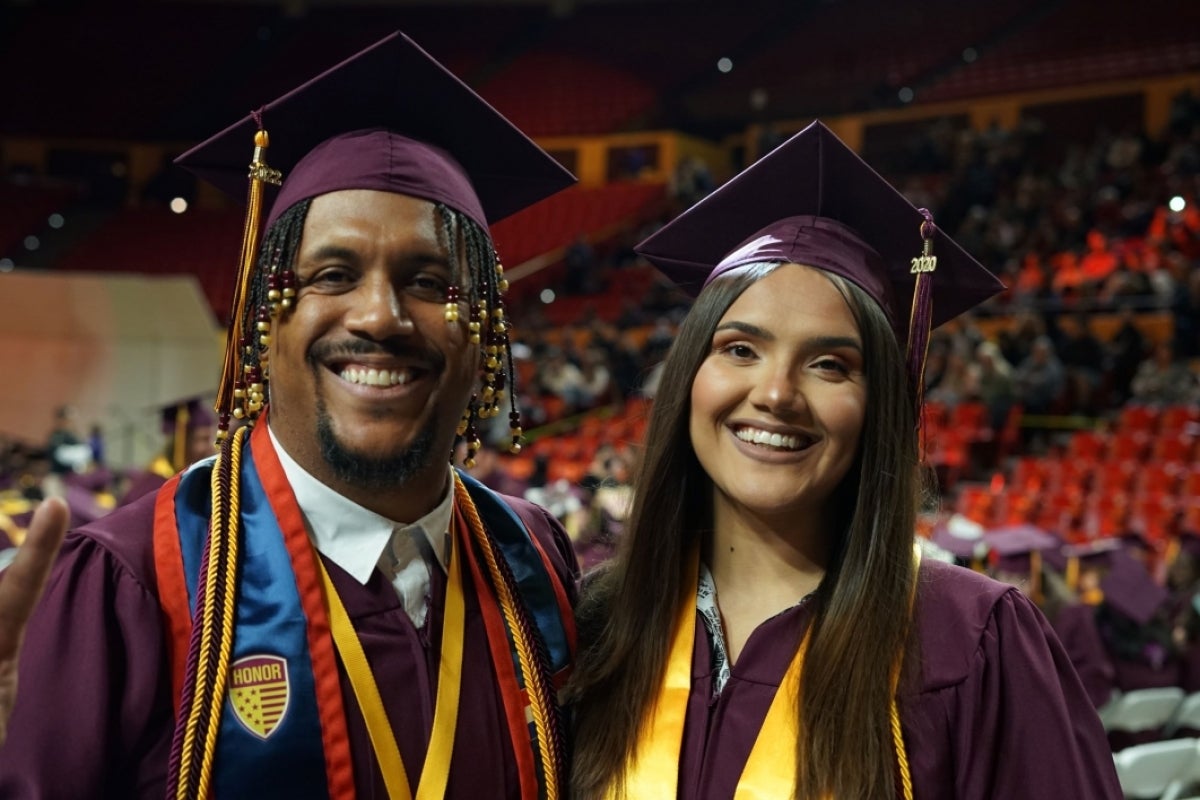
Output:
[[315, 396, 438, 490]]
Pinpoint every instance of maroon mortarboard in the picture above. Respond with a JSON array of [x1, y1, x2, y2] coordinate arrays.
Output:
[[175, 30, 575, 233], [158, 397, 216, 473], [1042, 538, 1124, 592], [160, 398, 217, 437], [986, 524, 1059, 574], [930, 514, 988, 560], [1043, 537, 1122, 572], [1100, 549, 1169, 625], [635, 121, 1004, 397]]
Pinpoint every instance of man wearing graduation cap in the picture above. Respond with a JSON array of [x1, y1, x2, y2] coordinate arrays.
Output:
[[0, 33, 578, 799]]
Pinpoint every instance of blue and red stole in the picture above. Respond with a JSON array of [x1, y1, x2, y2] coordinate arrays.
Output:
[[153, 423, 575, 798]]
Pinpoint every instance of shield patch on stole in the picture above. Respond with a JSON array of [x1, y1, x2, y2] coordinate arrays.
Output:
[[229, 654, 290, 740]]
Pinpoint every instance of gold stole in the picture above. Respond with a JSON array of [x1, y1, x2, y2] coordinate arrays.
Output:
[[614, 547, 917, 799]]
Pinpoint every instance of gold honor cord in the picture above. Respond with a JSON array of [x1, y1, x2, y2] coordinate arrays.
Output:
[[176, 425, 247, 800], [617, 546, 918, 800], [317, 501, 468, 800], [452, 474, 562, 799]]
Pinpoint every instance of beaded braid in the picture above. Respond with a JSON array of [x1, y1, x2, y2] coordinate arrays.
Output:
[[219, 198, 311, 436], [435, 203, 524, 467]]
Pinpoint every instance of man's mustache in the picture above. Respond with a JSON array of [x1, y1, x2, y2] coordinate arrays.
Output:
[[306, 338, 446, 372]]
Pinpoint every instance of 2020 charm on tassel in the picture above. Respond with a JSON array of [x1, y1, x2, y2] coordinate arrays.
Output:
[[906, 209, 938, 413]]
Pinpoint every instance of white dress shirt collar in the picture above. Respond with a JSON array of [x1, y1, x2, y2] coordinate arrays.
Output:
[[267, 425, 453, 584]]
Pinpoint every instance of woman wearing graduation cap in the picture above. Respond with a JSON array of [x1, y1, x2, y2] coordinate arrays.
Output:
[[567, 122, 1121, 799]]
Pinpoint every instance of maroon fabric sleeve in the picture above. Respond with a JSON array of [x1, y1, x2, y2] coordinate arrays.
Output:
[[0, 501, 174, 799], [935, 587, 1123, 799]]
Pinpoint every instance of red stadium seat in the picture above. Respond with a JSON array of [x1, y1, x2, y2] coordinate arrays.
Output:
[[1118, 405, 1159, 434], [1160, 406, 1200, 434], [1068, 431, 1106, 462], [1153, 434, 1197, 466], [1109, 431, 1150, 463]]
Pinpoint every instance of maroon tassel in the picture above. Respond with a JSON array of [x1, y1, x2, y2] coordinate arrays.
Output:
[[907, 209, 938, 415]]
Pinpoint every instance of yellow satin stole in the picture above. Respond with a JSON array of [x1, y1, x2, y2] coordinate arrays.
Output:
[[613, 547, 917, 799]]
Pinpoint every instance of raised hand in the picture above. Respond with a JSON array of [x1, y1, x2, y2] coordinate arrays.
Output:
[[0, 498, 68, 747]]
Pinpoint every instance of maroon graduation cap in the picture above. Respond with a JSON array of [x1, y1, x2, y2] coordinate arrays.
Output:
[[635, 121, 1004, 396], [176, 30, 575, 230], [1100, 549, 1169, 625], [930, 514, 987, 561], [987, 524, 1060, 574]]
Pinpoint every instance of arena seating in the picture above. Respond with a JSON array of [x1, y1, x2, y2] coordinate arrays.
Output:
[[680, 0, 1038, 122], [945, 404, 1199, 546], [920, 0, 1200, 103]]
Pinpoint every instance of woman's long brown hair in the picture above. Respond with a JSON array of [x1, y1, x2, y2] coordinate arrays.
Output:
[[568, 263, 922, 799]]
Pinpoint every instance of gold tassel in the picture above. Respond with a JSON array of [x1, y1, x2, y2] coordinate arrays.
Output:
[[172, 403, 189, 473], [1065, 555, 1080, 592], [215, 128, 282, 435]]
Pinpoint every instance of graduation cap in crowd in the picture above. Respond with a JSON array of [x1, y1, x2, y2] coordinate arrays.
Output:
[[985, 524, 1060, 603], [1043, 538, 1123, 592], [930, 514, 989, 562], [160, 398, 217, 473], [987, 524, 1060, 574], [636, 121, 1005, 403], [1100, 548, 1169, 625], [175, 31, 576, 448]]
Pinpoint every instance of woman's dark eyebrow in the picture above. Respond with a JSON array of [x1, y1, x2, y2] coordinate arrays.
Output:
[[714, 322, 862, 353], [808, 335, 863, 353], [714, 321, 773, 340]]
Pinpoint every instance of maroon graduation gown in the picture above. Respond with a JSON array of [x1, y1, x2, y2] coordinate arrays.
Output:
[[1048, 602, 1116, 708], [0, 488, 577, 799], [677, 559, 1122, 800]]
